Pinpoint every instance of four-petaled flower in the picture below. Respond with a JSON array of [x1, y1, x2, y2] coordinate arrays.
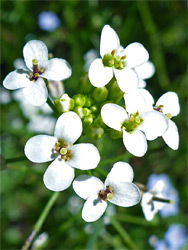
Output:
[[3, 40, 72, 106], [101, 89, 168, 157], [88, 25, 152, 93], [73, 161, 141, 222], [24, 112, 100, 191], [154, 91, 180, 150]]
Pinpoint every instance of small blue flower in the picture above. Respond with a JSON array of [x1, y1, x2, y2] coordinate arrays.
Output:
[[38, 11, 60, 32], [146, 173, 179, 217], [165, 224, 187, 250], [154, 240, 168, 250]]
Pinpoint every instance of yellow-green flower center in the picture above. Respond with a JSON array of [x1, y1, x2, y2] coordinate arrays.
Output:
[[102, 50, 126, 70], [154, 105, 172, 119], [121, 112, 144, 133], [55, 140, 72, 161]]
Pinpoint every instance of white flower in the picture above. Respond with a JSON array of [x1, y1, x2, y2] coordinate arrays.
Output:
[[141, 180, 166, 221], [73, 161, 141, 222], [3, 40, 72, 106], [88, 25, 151, 93], [101, 90, 168, 157], [154, 92, 180, 150], [24, 112, 100, 191], [134, 61, 155, 88]]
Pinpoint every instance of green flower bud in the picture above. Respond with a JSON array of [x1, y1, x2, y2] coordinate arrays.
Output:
[[85, 97, 93, 107], [94, 115, 105, 127], [85, 124, 104, 140], [83, 114, 94, 128], [78, 73, 93, 94], [73, 94, 86, 107], [73, 106, 85, 119], [92, 87, 108, 103], [110, 129, 123, 139], [90, 105, 98, 113], [55, 93, 74, 113], [107, 79, 124, 103], [82, 108, 91, 117]]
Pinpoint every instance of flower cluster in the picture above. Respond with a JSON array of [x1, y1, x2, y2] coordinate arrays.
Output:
[[3, 24, 180, 223]]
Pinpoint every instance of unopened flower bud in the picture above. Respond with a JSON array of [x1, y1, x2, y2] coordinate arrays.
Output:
[[73, 106, 85, 119], [73, 94, 86, 107], [85, 97, 93, 107], [92, 87, 108, 103], [110, 129, 123, 139], [83, 114, 94, 128], [85, 124, 104, 140], [55, 93, 74, 113]]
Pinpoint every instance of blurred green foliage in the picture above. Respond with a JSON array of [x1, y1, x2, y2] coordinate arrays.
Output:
[[1, 1, 187, 249]]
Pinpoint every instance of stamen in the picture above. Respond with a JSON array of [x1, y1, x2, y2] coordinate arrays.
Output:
[[98, 186, 114, 201], [152, 196, 174, 204]]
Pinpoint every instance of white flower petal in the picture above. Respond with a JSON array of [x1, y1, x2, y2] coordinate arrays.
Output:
[[139, 111, 168, 140], [150, 180, 165, 194], [42, 58, 72, 81], [22, 78, 48, 106], [54, 112, 82, 145], [141, 192, 156, 221], [24, 135, 58, 163], [23, 40, 48, 71], [3, 70, 30, 90], [100, 25, 120, 57], [162, 120, 179, 150], [69, 143, 100, 170], [156, 92, 180, 117], [138, 79, 146, 88], [43, 157, 74, 191], [124, 89, 154, 114], [82, 193, 107, 222], [101, 103, 128, 131], [105, 162, 134, 184], [123, 129, 147, 157], [109, 182, 141, 207], [114, 68, 139, 93], [88, 58, 113, 87], [124, 42, 149, 68], [73, 175, 104, 200], [135, 61, 155, 79]]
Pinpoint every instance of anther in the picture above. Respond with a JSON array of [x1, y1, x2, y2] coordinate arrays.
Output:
[[111, 49, 116, 56]]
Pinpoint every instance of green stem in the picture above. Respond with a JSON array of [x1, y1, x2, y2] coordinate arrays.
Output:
[[117, 214, 158, 226], [137, 1, 170, 91], [21, 192, 59, 250], [47, 97, 59, 116], [110, 217, 137, 250], [6, 156, 28, 164], [98, 153, 133, 167]]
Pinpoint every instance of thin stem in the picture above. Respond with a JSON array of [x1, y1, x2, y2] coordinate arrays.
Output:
[[47, 97, 59, 116], [21, 192, 59, 250], [117, 214, 158, 226], [98, 153, 133, 167], [6, 156, 28, 164], [137, 1, 170, 91], [110, 217, 137, 250]]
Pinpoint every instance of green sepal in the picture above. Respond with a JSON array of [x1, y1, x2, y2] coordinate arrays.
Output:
[[92, 86, 108, 103]]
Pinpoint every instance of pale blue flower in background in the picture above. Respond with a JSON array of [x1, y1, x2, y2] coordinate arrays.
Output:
[[146, 173, 179, 217], [38, 11, 60, 32], [164, 224, 187, 250]]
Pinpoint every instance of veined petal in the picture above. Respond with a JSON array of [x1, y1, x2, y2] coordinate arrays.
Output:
[[24, 135, 58, 163], [162, 120, 179, 150], [156, 92, 180, 117], [69, 143, 100, 170], [105, 162, 134, 185], [109, 182, 141, 207], [124, 89, 154, 114], [23, 40, 48, 71], [3, 70, 30, 90], [54, 112, 82, 145], [22, 78, 48, 106], [88, 58, 113, 87], [73, 175, 104, 200], [134, 61, 155, 79], [43, 157, 75, 191], [82, 193, 107, 222], [114, 68, 139, 93], [101, 103, 128, 131], [139, 111, 168, 141], [42, 58, 72, 81], [124, 42, 149, 68], [123, 129, 147, 157], [100, 25, 120, 57]]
